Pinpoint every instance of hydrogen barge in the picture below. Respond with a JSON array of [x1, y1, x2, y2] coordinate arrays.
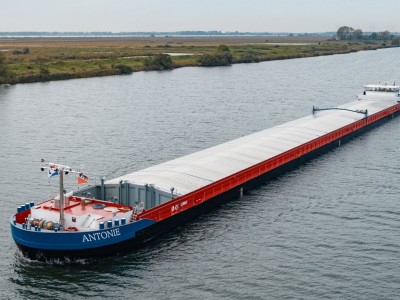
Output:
[[11, 84, 400, 260]]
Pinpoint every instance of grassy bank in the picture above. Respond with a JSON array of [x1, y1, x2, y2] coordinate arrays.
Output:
[[0, 36, 395, 84]]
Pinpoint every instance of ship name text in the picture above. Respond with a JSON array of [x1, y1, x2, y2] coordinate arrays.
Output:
[[82, 228, 121, 243]]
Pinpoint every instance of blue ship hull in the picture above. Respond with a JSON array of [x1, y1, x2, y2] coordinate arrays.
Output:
[[11, 218, 156, 259]]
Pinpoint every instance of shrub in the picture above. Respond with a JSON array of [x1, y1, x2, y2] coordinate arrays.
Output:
[[23, 47, 30, 54], [0, 53, 15, 84], [113, 64, 133, 74], [198, 54, 222, 66], [198, 52, 233, 66], [237, 51, 260, 63], [144, 54, 173, 70], [198, 45, 233, 66]]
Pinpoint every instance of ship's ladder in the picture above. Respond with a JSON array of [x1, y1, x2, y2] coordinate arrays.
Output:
[[130, 212, 137, 223], [130, 202, 144, 222]]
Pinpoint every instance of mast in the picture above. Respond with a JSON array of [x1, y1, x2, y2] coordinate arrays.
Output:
[[59, 170, 65, 228], [41, 159, 85, 229]]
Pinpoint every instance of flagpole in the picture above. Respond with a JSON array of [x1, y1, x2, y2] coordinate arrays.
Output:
[[59, 170, 65, 228], [40, 160, 89, 230]]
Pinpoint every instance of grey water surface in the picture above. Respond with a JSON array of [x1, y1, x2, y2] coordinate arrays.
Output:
[[0, 47, 399, 299]]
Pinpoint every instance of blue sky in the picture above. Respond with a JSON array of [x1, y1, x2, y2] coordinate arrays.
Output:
[[1, 0, 399, 32]]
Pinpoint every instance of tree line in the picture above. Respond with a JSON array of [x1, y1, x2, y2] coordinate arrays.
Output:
[[336, 26, 400, 45]]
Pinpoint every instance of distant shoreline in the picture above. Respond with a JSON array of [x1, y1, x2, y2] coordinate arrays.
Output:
[[0, 36, 396, 85], [0, 31, 337, 37], [1, 30, 398, 37]]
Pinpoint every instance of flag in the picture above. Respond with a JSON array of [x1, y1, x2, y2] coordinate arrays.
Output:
[[48, 169, 59, 178], [78, 173, 89, 184]]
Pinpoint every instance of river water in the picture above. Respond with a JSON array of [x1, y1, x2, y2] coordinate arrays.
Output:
[[0, 48, 399, 299]]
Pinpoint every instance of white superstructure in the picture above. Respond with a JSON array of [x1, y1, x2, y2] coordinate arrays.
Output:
[[357, 84, 400, 101]]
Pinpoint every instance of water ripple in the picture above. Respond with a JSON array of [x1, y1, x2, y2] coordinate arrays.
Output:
[[1, 48, 400, 299]]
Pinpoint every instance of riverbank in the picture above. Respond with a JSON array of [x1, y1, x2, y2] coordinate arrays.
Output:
[[0, 36, 395, 84]]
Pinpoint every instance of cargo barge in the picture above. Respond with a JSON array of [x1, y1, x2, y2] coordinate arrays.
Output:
[[10, 84, 400, 260]]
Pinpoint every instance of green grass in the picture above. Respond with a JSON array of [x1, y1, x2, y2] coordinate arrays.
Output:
[[0, 37, 393, 84]]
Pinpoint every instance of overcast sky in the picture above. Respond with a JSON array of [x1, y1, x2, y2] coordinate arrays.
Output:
[[1, 0, 399, 32]]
